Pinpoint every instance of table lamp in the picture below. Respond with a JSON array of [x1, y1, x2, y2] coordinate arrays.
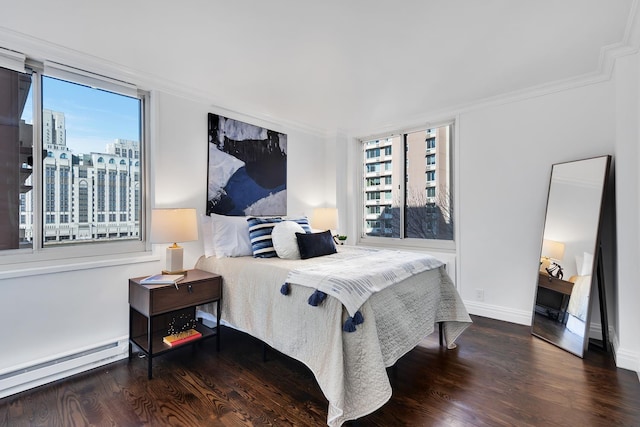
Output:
[[312, 207, 340, 243], [151, 208, 198, 274], [540, 239, 565, 274]]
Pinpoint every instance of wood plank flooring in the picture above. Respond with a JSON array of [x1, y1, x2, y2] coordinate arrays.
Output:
[[1, 315, 639, 426]]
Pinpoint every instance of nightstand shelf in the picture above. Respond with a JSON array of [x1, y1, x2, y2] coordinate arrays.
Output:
[[128, 269, 222, 379], [129, 321, 216, 357]]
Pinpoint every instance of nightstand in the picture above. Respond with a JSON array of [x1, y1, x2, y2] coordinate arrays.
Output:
[[536, 272, 574, 323], [128, 269, 222, 379]]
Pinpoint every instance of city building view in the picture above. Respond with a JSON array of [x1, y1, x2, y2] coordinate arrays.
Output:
[[363, 125, 453, 240], [20, 109, 141, 245]]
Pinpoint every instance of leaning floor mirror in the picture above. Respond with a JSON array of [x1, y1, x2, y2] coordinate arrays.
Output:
[[531, 155, 611, 357]]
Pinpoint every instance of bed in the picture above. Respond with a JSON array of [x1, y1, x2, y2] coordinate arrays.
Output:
[[566, 252, 593, 335], [195, 246, 471, 425]]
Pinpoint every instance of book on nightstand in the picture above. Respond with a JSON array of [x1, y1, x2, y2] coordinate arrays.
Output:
[[140, 274, 184, 285], [163, 329, 202, 347]]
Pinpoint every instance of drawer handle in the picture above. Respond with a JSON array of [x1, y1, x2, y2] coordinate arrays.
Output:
[[188, 284, 193, 294]]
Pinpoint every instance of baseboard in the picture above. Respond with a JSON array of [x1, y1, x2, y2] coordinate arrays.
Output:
[[464, 300, 532, 326], [588, 323, 639, 379], [614, 347, 640, 378], [0, 337, 129, 399], [610, 328, 640, 378]]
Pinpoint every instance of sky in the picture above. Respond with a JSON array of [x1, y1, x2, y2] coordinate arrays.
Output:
[[22, 76, 140, 154]]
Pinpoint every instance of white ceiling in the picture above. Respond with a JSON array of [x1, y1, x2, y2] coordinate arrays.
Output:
[[1, 0, 636, 135]]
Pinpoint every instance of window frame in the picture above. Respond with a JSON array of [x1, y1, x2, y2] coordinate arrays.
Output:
[[0, 54, 151, 267], [357, 119, 456, 252]]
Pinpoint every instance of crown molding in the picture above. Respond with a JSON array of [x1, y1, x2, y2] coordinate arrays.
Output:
[[0, 26, 330, 138], [3, 0, 640, 142], [350, 0, 640, 139]]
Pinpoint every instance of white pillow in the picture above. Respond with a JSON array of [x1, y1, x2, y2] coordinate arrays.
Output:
[[580, 252, 594, 276], [272, 221, 305, 259], [210, 213, 253, 258], [200, 214, 215, 258]]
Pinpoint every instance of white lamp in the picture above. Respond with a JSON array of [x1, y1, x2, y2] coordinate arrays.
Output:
[[311, 207, 338, 232], [540, 239, 565, 273], [151, 208, 198, 274]]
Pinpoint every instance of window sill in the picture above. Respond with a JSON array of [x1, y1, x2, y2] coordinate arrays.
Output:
[[357, 237, 456, 253], [0, 252, 160, 280]]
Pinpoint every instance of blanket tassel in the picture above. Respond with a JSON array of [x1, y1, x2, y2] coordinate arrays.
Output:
[[353, 310, 364, 325], [280, 282, 290, 295], [343, 311, 364, 332], [308, 290, 327, 306]]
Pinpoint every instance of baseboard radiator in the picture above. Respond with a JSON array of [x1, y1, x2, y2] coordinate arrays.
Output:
[[0, 337, 129, 399]]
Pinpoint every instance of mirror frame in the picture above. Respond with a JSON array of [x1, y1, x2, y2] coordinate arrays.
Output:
[[531, 155, 611, 357]]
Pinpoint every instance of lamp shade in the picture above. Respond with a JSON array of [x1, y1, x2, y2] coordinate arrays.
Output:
[[542, 239, 565, 261], [311, 208, 338, 231], [151, 208, 198, 244], [151, 208, 198, 274]]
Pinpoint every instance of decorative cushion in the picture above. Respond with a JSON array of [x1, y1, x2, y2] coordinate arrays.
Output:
[[272, 221, 305, 259], [200, 214, 215, 258], [210, 213, 252, 258], [284, 216, 312, 233], [296, 230, 337, 260], [247, 217, 283, 258], [579, 252, 594, 276]]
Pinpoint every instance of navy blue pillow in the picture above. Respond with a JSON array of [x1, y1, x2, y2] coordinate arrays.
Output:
[[296, 230, 337, 259]]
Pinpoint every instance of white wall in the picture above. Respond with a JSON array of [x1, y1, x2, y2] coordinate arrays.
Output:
[[613, 52, 640, 374], [457, 80, 616, 324]]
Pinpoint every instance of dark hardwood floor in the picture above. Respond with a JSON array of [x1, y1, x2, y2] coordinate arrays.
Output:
[[1, 315, 639, 426], [532, 311, 584, 356]]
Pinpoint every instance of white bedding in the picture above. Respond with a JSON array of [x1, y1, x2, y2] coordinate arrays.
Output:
[[567, 275, 591, 321], [195, 246, 471, 426]]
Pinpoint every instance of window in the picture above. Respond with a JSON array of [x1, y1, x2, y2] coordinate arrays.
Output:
[[0, 48, 148, 260], [361, 123, 454, 245], [366, 177, 380, 186], [366, 147, 380, 158], [366, 163, 381, 173]]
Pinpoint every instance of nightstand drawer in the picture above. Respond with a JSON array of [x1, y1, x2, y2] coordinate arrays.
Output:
[[538, 273, 573, 295], [151, 278, 220, 314]]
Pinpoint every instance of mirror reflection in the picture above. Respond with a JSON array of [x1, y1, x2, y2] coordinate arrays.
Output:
[[532, 156, 610, 357]]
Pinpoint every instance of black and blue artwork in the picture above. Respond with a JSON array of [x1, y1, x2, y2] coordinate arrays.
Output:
[[207, 113, 287, 216]]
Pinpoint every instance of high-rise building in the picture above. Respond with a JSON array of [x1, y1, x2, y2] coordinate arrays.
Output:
[[363, 126, 452, 239], [21, 110, 141, 244]]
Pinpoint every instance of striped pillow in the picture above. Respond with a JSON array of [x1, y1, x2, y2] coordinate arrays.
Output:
[[247, 217, 283, 258], [286, 216, 312, 234]]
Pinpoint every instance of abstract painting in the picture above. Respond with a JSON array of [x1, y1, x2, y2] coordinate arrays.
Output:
[[207, 113, 287, 216]]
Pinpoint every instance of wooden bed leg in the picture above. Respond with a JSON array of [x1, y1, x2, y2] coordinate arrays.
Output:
[[438, 322, 444, 347]]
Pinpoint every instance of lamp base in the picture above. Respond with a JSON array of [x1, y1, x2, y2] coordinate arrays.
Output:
[[165, 245, 185, 275]]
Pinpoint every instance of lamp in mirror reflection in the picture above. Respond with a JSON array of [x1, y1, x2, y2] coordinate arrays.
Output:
[[540, 239, 565, 278], [151, 208, 198, 274]]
